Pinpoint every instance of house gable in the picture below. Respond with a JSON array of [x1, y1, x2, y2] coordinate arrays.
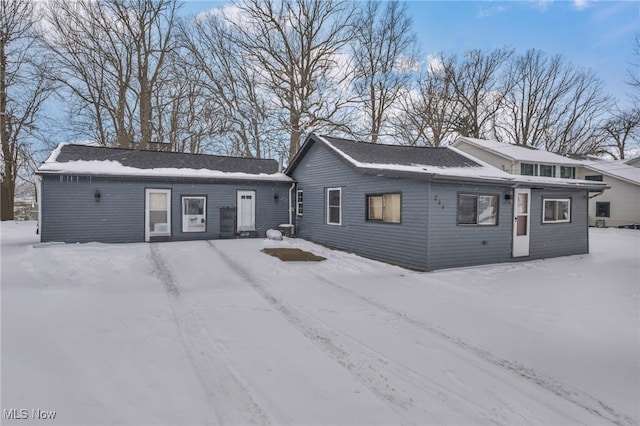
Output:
[[288, 135, 595, 270]]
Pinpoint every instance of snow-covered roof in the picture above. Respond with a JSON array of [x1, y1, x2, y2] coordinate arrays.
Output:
[[37, 143, 293, 182], [582, 161, 640, 186], [453, 137, 584, 165], [286, 134, 607, 190]]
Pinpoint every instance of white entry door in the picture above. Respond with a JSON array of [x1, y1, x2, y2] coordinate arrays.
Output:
[[237, 190, 256, 232], [513, 188, 530, 257], [145, 189, 171, 242]]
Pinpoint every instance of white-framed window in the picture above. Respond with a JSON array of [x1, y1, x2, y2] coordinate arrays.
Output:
[[296, 189, 303, 216], [326, 188, 341, 225], [539, 164, 555, 177], [543, 198, 571, 223], [366, 193, 401, 223], [182, 196, 206, 233], [457, 193, 499, 226], [521, 163, 537, 176]]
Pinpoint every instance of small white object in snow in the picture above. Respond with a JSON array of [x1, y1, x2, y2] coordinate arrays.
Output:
[[266, 229, 283, 240]]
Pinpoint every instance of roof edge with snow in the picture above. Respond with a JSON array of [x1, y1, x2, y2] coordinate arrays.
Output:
[[286, 134, 607, 191]]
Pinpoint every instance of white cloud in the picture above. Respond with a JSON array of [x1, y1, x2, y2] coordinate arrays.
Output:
[[477, 5, 507, 18], [573, 0, 588, 10], [426, 54, 444, 74]]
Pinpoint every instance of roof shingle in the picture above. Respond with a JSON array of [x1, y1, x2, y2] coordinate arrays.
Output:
[[51, 144, 279, 175], [321, 136, 481, 168]]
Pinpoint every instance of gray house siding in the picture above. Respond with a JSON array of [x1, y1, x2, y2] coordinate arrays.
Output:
[[528, 189, 589, 259], [291, 141, 591, 271], [40, 175, 289, 243], [292, 142, 430, 270], [426, 183, 512, 270]]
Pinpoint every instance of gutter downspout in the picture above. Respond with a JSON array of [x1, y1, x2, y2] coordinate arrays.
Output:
[[288, 182, 295, 225], [36, 175, 42, 236]]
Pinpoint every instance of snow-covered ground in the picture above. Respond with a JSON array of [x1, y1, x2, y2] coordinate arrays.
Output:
[[1, 221, 638, 426]]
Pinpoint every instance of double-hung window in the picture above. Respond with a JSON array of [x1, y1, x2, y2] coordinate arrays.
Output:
[[543, 198, 571, 223], [326, 188, 341, 225], [457, 193, 499, 226], [366, 193, 401, 223], [296, 189, 303, 216]]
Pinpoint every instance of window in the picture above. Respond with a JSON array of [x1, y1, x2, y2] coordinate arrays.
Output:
[[560, 166, 575, 179], [543, 198, 571, 223], [326, 188, 341, 225], [595, 202, 610, 218], [182, 196, 206, 232], [457, 193, 499, 226], [521, 163, 537, 176], [296, 190, 303, 216], [366, 193, 401, 223], [585, 175, 603, 182], [539, 164, 555, 177]]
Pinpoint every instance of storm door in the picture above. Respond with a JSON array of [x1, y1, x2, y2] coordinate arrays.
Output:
[[512, 188, 530, 257], [145, 189, 171, 242]]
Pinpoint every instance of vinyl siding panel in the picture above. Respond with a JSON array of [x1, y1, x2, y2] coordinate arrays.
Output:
[[529, 189, 589, 259], [40, 175, 289, 243], [426, 183, 512, 270], [292, 142, 591, 271], [292, 143, 429, 270], [454, 141, 515, 173], [575, 170, 640, 227]]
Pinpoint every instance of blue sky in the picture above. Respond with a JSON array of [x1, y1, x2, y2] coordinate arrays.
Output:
[[181, 0, 639, 107]]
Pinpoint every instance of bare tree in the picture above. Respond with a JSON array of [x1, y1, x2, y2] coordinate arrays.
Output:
[[350, 0, 417, 143], [498, 50, 588, 147], [1, 0, 55, 220], [393, 56, 458, 146], [601, 107, 640, 159], [178, 11, 276, 158], [628, 33, 640, 101], [232, 0, 357, 159], [45, 0, 179, 149], [543, 67, 610, 155], [45, 0, 134, 147], [444, 48, 513, 139]]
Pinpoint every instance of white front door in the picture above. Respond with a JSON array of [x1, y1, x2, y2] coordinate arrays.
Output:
[[513, 188, 530, 257], [145, 189, 171, 242], [237, 190, 256, 232]]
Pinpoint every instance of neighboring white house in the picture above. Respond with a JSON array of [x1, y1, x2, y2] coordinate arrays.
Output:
[[452, 137, 640, 228]]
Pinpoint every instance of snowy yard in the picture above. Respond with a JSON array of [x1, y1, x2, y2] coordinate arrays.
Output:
[[1, 221, 638, 426]]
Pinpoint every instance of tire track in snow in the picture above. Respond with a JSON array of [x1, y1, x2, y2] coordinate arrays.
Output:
[[149, 244, 272, 426], [206, 241, 509, 425], [308, 271, 637, 426]]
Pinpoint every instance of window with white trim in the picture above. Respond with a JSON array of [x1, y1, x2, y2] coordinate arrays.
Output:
[[521, 163, 537, 176], [326, 188, 341, 225], [182, 196, 206, 232], [296, 189, 303, 216], [543, 198, 571, 223], [539, 164, 555, 177], [366, 193, 401, 223], [457, 193, 499, 226]]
